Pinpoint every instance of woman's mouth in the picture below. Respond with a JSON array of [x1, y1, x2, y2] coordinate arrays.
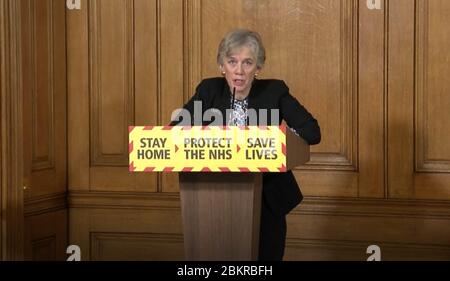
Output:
[[233, 79, 245, 87]]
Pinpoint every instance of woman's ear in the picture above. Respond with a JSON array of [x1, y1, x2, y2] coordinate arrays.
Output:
[[255, 66, 262, 76], [219, 65, 225, 76]]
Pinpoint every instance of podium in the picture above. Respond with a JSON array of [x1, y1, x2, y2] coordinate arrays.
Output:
[[179, 128, 310, 261]]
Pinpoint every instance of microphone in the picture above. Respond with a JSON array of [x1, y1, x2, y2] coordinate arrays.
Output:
[[229, 87, 236, 126], [231, 87, 236, 110]]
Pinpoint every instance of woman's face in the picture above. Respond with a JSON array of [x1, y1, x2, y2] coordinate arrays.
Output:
[[221, 46, 260, 98]]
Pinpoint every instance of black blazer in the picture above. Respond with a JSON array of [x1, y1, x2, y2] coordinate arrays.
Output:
[[171, 77, 321, 215]]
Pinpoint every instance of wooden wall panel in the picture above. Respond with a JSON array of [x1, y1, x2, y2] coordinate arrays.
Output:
[[90, 232, 183, 261], [1, 0, 25, 260], [357, 0, 385, 198], [21, 0, 67, 260], [388, 0, 450, 200], [285, 198, 450, 260], [89, 0, 134, 167], [417, 0, 450, 172], [285, 238, 450, 261], [64, 0, 450, 261], [24, 209, 67, 260], [67, 0, 89, 190], [69, 195, 184, 260], [22, 0, 66, 199], [68, 0, 157, 192]]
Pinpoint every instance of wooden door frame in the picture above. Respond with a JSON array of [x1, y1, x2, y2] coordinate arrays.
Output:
[[1, 0, 24, 260]]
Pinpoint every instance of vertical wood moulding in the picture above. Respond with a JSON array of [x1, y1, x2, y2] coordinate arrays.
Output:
[[415, 0, 427, 172], [1, 0, 24, 260], [185, 0, 202, 99], [31, 0, 55, 171], [156, 0, 162, 192], [384, 0, 389, 198]]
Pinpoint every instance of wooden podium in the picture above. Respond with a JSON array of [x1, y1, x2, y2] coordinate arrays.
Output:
[[179, 128, 310, 261]]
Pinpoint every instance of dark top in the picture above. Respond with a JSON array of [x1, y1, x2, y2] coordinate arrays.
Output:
[[171, 77, 321, 215]]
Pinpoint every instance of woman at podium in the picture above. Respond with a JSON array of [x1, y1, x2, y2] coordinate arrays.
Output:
[[171, 29, 321, 260]]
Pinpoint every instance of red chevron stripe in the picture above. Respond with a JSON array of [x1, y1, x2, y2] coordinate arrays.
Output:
[[239, 167, 250, 172], [129, 141, 134, 154], [163, 167, 174, 172], [129, 161, 136, 172], [282, 143, 286, 156], [278, 164, 287, 172], [258, 126, 269, 130], [162, 126, 172, 130], [219, 167, 231, 172], [182, 167, 194, 172], [182, 126, 192, 130], [143, 126, 154, 130], [258, 167, 270, 172], [238, 126, 250, 130], [279, 125, 286, 135], [201, 126, 210, 130], [201, 167, 211, 172], [144, 167, 155, 172], [128, 126, 135, 133]]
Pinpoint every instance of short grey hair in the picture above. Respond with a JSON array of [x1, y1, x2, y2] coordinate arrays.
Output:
[[217, 29, 266, 69]]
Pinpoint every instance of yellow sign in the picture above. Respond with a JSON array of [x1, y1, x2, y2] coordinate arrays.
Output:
[[128, 126, 287, 172]]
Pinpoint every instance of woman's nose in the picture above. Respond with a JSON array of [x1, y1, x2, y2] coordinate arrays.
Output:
[[235, 63, 244, 74]]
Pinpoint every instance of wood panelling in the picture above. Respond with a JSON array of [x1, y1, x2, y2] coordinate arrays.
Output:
[[68, 0, 157, 192], [31, 235, 56, 260], [67, 0, 89, 190], [24, 210, 67, 260], [21, 0, 67, 260], [90, 232, 183, 261], [69, 199, 184, 260], [69, 190, 180, 209], [285, 197, 450, 260], [24, 192, 66, 216], [357, 0, 385, 198], [388, 0, 450, 200], [89, 0, 134, 167], [416, 0, 450, 172], [285, 238, 450, 261], [62, 0, 450, 261], [68, 193, 450, 260], [30, 0, 55, 171], [22, 0, 66, 199], [1, 0, 24, 260]]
